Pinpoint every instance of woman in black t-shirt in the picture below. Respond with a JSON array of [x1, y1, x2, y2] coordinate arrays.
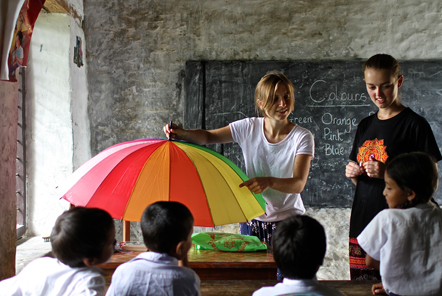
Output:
[[345, 54, 442, 281]]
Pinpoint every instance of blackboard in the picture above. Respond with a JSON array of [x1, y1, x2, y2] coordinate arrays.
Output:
[[185, 61, 442, 207]]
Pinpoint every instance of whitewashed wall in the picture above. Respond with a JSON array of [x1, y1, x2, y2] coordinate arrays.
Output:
[[70, 16, 91, 170], [25, 0, 91, 235], [25, 12, 72, 235]]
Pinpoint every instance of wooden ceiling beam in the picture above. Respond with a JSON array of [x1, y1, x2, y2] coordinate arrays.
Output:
[[40, 0, 83, 25], [42, 0, 69, 14]]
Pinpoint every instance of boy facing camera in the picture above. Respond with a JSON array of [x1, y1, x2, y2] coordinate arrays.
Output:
[[106, 201, 200, 296], [0, 207, 116, 296], [253, 215, 344, 296]]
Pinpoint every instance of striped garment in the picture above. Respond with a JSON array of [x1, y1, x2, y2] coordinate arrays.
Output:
[[349, 237, 380, 280]]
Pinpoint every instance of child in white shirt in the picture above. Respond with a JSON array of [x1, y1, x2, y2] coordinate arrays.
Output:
[[0, 207, 116, 296], [253, 215, 344, 296], [358, 152, 442, 296]]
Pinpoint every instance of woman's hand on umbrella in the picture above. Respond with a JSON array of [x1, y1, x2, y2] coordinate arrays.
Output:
[[239, 177, 271, 194], [163, 122, 183, 140]]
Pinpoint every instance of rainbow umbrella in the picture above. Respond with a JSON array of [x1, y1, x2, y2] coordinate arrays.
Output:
[[57, 139, 266, 226]]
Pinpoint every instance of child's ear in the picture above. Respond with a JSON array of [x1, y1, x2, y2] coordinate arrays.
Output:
[[83, 257, 99, 267], [174, 241, 186, 260], [407, 190, 416, 201]]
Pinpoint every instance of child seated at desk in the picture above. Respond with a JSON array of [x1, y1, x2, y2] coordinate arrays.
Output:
[[0, 207, 116, 296], [358, 152, 442, 296], [106, 201, 200, 296], [253, 215, 344, 296]]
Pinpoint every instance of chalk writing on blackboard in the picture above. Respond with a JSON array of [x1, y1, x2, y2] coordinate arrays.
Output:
[[308, 79, 370, 106], [408, 69, 425, 79]]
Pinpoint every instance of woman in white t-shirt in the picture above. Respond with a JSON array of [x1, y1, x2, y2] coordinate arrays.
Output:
[[358, 152, 442, 296], [164, 71, 315, 252]]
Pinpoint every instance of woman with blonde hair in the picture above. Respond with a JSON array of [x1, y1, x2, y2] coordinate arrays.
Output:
[[164, 71, 314, 257]]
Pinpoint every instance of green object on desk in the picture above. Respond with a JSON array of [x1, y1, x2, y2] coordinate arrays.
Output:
[[192, 232, 267, 252]]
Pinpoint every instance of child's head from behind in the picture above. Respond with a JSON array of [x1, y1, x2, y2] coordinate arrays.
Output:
[[272, 215, 326, 280], [255, 71, 295, 117], [384, 152, 438, 209], [51, 207, 115, 268], [141, 201, 194, 259]]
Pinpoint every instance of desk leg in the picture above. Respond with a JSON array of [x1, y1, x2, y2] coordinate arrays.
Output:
[[122, 220, 130, 242]]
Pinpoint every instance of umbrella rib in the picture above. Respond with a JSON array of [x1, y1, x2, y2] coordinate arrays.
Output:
[[177, 143, 254, 223], [168, 141, 215, 227], [82, 142, 164, 219], [178, 142, 266, 211], [122, 141, 170, 221]]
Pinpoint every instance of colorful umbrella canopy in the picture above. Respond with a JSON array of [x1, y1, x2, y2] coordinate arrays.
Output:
[[57, 139, 266, 226]]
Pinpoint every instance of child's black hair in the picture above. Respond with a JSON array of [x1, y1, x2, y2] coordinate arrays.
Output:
[[272, 215, 326, 279], [141, 201, 194, 254], [386, 152, 439, 208], [50, 207, 114, 267]]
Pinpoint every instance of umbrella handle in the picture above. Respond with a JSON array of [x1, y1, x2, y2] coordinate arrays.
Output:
[[168, 120, 173, 141]]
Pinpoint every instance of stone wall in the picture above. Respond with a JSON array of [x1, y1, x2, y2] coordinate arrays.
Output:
[[84, 0, 442, 280]]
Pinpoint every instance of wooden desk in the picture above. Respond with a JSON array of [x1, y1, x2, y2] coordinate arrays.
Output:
[[99, 247, 376, 295], [188, 245, 277, 280], [98, 245, 277, 282], [200, 280, 378, 296]]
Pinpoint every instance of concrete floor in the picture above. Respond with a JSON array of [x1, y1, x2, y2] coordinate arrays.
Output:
[[16, 236, 52, 274]]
